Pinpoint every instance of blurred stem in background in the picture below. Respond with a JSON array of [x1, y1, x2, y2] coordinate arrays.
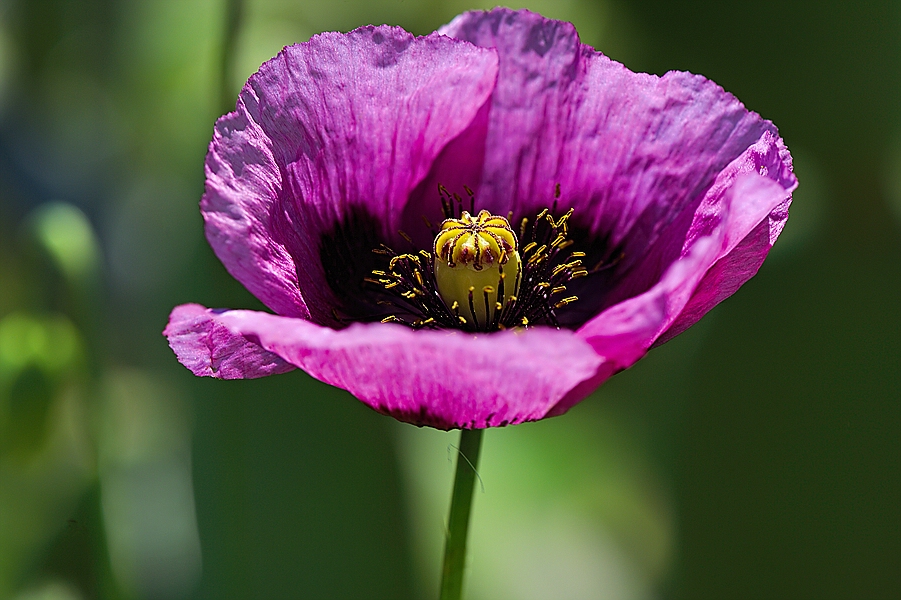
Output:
[[220, 0, 245, 115]]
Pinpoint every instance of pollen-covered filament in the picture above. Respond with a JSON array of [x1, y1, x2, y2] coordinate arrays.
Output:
[[433, 210, 521, 329]]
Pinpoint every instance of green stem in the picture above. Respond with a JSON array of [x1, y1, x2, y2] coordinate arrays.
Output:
[[439, 428, 484, 600]]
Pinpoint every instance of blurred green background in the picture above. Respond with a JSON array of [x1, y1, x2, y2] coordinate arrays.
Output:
[[0, 0, 898, 598]]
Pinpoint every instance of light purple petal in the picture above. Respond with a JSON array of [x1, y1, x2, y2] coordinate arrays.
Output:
[[604, 129, 795, 308], [172, 10, 799, 430], [204, 27, 499, 324], [653, 136, 794, 344], [551, 171, 791, 417], [249, 28, 497, 324], [400, 100, 492, 250], [164, 304, 295, 379], [593, 172, 790, 345], [207, 309, 603, 430], [654, 196, 791, 346], [203, 98, 308, 318], [441, 8, 794, 292]]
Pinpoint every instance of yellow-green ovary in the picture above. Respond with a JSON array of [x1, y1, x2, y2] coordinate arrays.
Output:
[[433, 210, 521, 328], [434, 254, 520, 327]]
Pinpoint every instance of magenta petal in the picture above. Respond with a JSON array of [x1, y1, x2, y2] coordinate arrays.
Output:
[[568, 171, 791, 398], [655, 202, 792, 346], [164, 304, 295, 379], [169, 10, 799, 430], [442, 9, 792, 265], [605, 129, 795, 304], [204, 27, 498, 323], [647, 131, 794, 345], [203, 99, 309, 318], [211, 310, 604, 430], [438, 9, 581, 218]]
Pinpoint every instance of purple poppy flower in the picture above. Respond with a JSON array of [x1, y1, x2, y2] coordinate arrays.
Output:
[[165, 8, 796, 430]]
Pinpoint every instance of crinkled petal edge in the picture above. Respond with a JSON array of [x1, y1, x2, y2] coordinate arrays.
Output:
[[165, 305, 604, 430]]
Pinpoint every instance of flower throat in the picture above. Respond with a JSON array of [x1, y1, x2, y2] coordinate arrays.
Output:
[[366, 185, 588, 332]]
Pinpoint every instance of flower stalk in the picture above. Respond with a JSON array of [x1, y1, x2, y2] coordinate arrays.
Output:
[[439, 428, 484, 600]]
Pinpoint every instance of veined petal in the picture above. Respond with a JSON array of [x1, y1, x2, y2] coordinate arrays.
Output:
[[605, 130, 796, 309], [204, 27, 498, 324], [164, 304, 295, 379], [654, 189, 793, 345], [210, 310, 603, 430], [203, 98, 308, 318], [558, 170, 791, 418], [441, 8, 794, 301]]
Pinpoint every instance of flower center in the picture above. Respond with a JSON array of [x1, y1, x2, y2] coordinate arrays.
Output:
[[433, 210, 521, 329], [366, 186, 588, 332]]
